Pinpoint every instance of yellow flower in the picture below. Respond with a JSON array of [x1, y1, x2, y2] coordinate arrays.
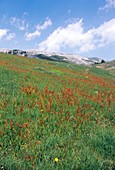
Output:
[[54, 158, 59, 162]]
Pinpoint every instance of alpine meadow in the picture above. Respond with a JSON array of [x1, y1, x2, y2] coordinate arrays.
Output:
[[0, 53, 115, 170]]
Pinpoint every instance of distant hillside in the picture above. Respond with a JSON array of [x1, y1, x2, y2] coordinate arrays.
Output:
[[0, 48, 105, 66], [96, 60, 115, 76]]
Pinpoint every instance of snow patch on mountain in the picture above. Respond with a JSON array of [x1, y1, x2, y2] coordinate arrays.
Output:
[[0, 48, 105, 65]]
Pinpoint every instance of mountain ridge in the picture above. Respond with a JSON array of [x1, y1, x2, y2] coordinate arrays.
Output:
[[0, 48, 105, 65]]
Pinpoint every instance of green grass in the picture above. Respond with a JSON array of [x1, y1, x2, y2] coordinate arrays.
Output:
[[89, 66, 115, 79], [0, 53, 115, 170], [95, 60, 115, 77]]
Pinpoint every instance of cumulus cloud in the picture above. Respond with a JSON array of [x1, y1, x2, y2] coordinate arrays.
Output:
[[0, 29, 8, 41], [25, 18, 52, 41], [38, 19, 84, 52], [38, 18, 115, 53], [99, 0, 115, 10], [10, 17, 28, 31], [25, 31, 41, 41], [6, 33, 16, 41], [94, 19, 115, 45]]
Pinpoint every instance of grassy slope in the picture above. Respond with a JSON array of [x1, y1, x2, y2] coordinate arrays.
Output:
[[96, 60, 115, 77], [0, 53, 115, 170]]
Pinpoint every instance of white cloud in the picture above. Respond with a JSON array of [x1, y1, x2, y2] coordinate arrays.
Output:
[[95, 19, 115, 45], [38, 19, 84, 52], [35, 18, 52, 30], [10, 17, 28, 31], [25, 18, 52, 41], [38, 18, 115, 53], [99, 0, 115, 10], [0, 29, 15, 42], [25, 31, 41, 41], [6, 33, 16, 41], [0, 29, 8, 41]]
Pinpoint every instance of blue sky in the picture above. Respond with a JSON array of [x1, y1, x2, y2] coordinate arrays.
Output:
[[0, 0, 115, 60]]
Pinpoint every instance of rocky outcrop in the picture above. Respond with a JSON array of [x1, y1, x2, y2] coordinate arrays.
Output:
[[8, 49, 27, 56]]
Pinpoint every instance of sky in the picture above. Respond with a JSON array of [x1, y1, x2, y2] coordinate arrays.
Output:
[[0, 0, 115, 60]]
